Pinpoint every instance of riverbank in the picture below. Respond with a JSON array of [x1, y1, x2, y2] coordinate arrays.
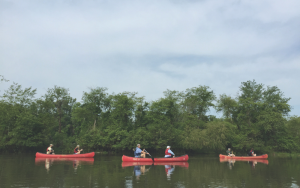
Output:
[[270, 152, 300, 158]]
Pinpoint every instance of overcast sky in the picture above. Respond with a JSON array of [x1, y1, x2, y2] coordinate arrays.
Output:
[[0, 0, 299, 116]]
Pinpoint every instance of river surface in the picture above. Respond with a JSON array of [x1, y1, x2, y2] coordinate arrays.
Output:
[[0, 153, 299, 188]]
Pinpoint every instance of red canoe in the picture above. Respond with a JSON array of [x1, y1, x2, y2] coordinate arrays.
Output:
[[36, 152, 95, 158], [219, 154, 268, 159], [122, 155, 189, 162], [122, 162, 189, 168]]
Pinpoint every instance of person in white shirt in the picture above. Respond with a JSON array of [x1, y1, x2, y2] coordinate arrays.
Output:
[[46, 144, 54, 154]]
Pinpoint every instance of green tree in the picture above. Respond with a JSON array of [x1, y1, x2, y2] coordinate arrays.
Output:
[[182, 86, 216, 122], [0, 83, 43, 151], [286, 116, 300, 149], [215, 94, 237, 122], [181, 120, 236, 151], [233, 80, 292, 152], [82, 87, 108, 130], [44, 86, 76, 133], [0, 78, 297, 154], [236, 80, 264, 127], [72, 87, 109, 133]]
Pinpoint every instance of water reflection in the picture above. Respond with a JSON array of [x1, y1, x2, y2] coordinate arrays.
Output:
[[219, 158, 268, 169], [165, 165, 175, 180], [134, 165, 151, 180], [122, 162, 189, 168], [35, 158, 94, 172], [1, 154, 299, 188], [123, 162, 189, 180]]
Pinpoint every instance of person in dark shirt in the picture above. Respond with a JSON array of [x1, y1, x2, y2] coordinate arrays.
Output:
[[74, 145, 83, 154], [226, 148, 235, 157], [248, 148, 256, 156]]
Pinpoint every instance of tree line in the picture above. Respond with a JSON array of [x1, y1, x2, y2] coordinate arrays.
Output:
[[0, 75, 299, 154]]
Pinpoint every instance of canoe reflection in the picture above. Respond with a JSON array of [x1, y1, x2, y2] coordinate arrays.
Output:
[[35, 158, 94, 172], [122, 162, 189, 168], [219, 158, 268, 169], [123, 162, 189, 180]]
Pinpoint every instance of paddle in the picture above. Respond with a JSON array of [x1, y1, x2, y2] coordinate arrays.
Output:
[[144, 149, 154, 162]]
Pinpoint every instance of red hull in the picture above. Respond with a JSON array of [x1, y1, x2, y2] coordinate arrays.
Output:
[[219, 158, 269, 165], [122, 155, 189, 162], [36, 152, 95, 158], [219, 154, 268, 159], [122, 162, 189, 168]]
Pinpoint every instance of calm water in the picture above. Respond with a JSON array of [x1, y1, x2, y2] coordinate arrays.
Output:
[[0, 153, 299, 188]]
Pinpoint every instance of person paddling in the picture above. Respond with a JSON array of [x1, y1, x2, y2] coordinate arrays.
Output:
[[135, 144, 148, 158], [226, 148, 235, 157], [47, 144, 55, 154], [248, 148, 256, 156], [74, 145, 83, 154], [165, 146, 175, 158]]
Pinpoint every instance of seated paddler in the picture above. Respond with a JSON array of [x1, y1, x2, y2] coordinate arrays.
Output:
[[165, 146, 175, 158], [226, 148, 235, 157], [134, 144, 148, 158], [248, 148, 256, 156], [74, 145, 83, 154], [46, 144, 55, 154]]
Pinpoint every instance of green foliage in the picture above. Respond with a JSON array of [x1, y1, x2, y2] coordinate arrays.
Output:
[[80, 87, 108, 130], [44, 86, 76, 133], [0, 78, 299, 154], [181, 120, 236, 151], [0, 75, 9, 83], [2, 82, 36, 106], [215, 94, 237, 122], [182, 86, 216, 121], [0, 83, 43, 151]]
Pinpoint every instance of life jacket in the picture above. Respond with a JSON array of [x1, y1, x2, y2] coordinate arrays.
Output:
[[74, 148, 78, 153], [47, 147, 53, 154], [165, 149, 171, 156], [248, 150, 253, 156]]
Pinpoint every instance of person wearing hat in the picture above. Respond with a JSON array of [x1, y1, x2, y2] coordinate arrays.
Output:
[[165, 146, 175, 158], [226, 148, 235, 157], [46, 144, 55, 154], [74, 145, 83, 154]]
